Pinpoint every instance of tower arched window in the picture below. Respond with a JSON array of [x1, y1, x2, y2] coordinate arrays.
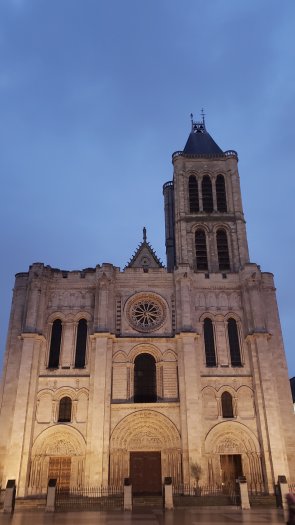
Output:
[[134, 353, 157, 403], [58, 396, 72, 422], [216, 229, 230, 270], [202, 175, 213, 213], [216, 175, 227, 212], [74, 319, 87, 368], [203, 318, 216, 367], [221, 391, 234, 418], [189, 175, 199, 213], [48, 319, 62, 368], [228, 318, 242, 366], [195, 229, 208, 270]]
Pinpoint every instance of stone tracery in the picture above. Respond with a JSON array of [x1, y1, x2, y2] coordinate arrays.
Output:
[[125, 293, 167, 333]]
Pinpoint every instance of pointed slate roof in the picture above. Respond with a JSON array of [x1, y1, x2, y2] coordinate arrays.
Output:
[[183, 119, 224, 156], [125, 228, 164, 270]]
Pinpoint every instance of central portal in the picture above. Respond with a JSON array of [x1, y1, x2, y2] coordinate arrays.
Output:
[[130, 451, 162, 494]]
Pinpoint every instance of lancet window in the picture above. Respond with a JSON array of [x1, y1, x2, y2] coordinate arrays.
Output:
[[228, 318, 242, 366], [202, 175, 213, 213], [189, 175, 199, 213], [195, 229, 208, 270], [203, 318, 217, 367], [48, 319, 62, 368], [74, 319, 87, 368], [216, 175, 227, 212], [216, 229, 230, 270]]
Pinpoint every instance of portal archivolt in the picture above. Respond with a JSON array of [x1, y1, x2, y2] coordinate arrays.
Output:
[[204, 421, 263, 486], [109, 410, 182, 485], [28, 426, 86, 493]]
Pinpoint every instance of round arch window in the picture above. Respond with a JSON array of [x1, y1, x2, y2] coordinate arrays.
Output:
[[134, 353, 157, 403]]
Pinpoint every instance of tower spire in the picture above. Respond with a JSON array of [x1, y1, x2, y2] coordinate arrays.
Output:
[[182, 111, 224, 155]]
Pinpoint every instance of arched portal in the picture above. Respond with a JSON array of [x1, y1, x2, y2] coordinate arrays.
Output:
[[110, 410, 182, 490], [28, 426, 86, 494], [204, 421, 262, 487]]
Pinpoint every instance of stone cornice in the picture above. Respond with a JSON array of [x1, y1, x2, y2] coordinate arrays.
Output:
[[112, 335, 177, 343], [90, 332, 116, 341], [245, 331, 272, 342], [175, 331, 200, 340]]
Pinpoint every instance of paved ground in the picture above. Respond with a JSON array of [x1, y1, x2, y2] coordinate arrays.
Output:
[[0, 508, 288, 525]]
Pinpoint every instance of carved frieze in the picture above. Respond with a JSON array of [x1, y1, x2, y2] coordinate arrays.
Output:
[[48, 290, 94, 309]]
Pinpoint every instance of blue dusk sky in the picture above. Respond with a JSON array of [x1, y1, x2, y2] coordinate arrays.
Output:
[[0, 1, 294, 377]]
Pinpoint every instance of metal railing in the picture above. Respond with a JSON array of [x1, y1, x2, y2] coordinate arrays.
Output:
[[172, 150, 238, 161], [55, 485, 123, 511], [173, 482, 240, 506]]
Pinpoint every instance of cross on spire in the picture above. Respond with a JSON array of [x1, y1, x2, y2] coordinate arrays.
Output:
[[201, 108, 206, 127]]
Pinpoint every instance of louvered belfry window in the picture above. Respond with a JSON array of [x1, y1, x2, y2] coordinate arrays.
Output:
[[134, 353, 157, 403], [74, 319, 87, 368], [195, 229, 208, 270], [204, 318, 217, 367], [216, 175, 227, 212], [48, 319, 62, 368], [189, 175, 199, 213], [221, 391, 234, 418], [58, 396, 72, 422], [228, 318, 242, 366], [202, 175, 213, 213], [217, 229, 230, 270]]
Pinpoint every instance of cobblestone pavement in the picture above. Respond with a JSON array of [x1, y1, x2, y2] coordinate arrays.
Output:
[[0, 508, 288, 525]]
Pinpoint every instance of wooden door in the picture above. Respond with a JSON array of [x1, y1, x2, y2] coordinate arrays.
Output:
[[130, 452, 162, 494], [220, 454, 243, 484], [48, 457, 71, 491]]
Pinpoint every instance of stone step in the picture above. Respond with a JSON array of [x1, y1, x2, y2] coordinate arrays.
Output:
[[249, 495, 277, 507], [133, 496, 163, 508], [174, 495, 234, 506], [14, 497, 46, 511]]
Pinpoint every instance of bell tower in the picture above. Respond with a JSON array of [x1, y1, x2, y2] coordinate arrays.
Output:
[[163, 114, 249, 273]]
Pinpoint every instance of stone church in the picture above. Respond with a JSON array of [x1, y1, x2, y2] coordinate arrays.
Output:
[[0, 117, 294, 497]]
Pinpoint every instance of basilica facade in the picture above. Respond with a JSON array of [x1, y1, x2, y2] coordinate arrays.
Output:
[[0, 119, 294, 497]]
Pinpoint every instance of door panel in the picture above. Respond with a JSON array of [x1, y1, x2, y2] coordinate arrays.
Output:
[[48, 457, 71, 490], [130, 452, 161, 494], [220, 454, 243, 484]]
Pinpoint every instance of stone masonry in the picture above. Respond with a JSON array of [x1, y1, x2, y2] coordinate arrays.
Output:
[[0, 118, 294, 497]]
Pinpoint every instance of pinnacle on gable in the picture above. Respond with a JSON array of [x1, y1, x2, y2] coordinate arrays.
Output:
[[125, 228, 164, 270]]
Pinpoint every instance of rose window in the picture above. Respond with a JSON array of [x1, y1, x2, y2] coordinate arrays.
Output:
[[126, 293, 166, 333]]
